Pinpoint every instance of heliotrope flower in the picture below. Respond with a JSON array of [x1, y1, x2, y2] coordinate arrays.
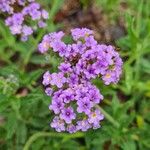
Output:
[[51, 116, 65, 132], [66, 124, 77, 133], [77, 97, 92, 115], [60, 107, 76, 124], [76, 120, 91, 132], [0, 0, 49, 41], [42, 71, 51, 86], [49, 97, 64, 114], [50, 72, 66, 88], [88, 109, 104, 126], [39, 28, 123, 133]]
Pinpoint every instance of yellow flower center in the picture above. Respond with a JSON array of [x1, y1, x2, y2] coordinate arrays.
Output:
[[92, 113, 97, 118], [48, 76, 51, 82], [43, 42, 49, 49], [105, 73, 111, 78]]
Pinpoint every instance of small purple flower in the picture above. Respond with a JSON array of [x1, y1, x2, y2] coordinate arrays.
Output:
[[1, 1, 48, 41], [30, 10, 41, 20], [84, 65, 97, 79], [60, 107, 76, 124], [22, 25, 33, 36], [52, 90, 63, 100], [61, 89, 75, 103], [85, 35, 97, 47], [51, 116, 65, 132], [89, 87, 103, 104], [77, 97, 92, 114], [88, 109, 104, 126], [10, 25, 22, 34], [67, 124, 77, 133], [71, 28, 93, 41], [75, 60, 86, 75], [49, 98, 64, 114], [45, 87, 53, 96], [41, 9, 49, 19], [68, 73, 79, 87], [58, 62, 72, 73], [42, 71, 51, 86], [21, 36, 28, 42], [75, 85, 89, 100], [38, 38, 50, 53], [76, 120, 91, 131], [50, 73, 66, 88], [38, 31, 65, 53], [12, 13, 24, 25], [38, 21, 47, 28]]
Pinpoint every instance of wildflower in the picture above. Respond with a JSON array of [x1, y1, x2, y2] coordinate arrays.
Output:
[[0, 0, 48, 41], [71, 28, 93, 41], [40, 28, 123, 133], [61, 89, 75, 103], [60, 107, 76, 124], [67, 124, 77, 133], [88, 109, 104, 126], [45, 87, 53, 96], [42, 71, 51, 86], [51, 116, 65, 132], [50, 73, 66, 88], [58, 62, 72, 73], [49, 98, 64, 114], [77, 97, 92, 114], [76, 120, 91, 132]]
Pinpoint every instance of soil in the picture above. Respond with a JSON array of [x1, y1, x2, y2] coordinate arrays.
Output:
[[54, 0, 125, 44]]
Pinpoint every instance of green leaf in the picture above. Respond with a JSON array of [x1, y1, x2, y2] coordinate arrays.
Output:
[[124, 65, 133, 94], [121, 141, 136, 150], [16, 121, 27, 144], [0, 20, 15, 46], [22, 69, 43, 85], [0, 94, 9, 112], [6, 113, 17, 139]]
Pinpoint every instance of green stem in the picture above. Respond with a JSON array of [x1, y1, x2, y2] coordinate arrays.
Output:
[[23, 132, 84, 150], [23, 29, 45, 71], [97, 105, 120, 128]]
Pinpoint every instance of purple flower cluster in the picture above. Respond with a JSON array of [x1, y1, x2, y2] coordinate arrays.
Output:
[[0, 0, 34, 14], [39, 28, 123, 133], [0, 0, 48, 41]]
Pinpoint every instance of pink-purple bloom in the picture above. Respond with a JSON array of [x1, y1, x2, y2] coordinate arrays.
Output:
[[60, 107, 76, 124], [42, 71, 51, 86], [77, 97, 92, 114], [0, 0, 48, 41], [40, 28, 123, 133], [66, 124, 77, 133], [49, 97, 64, 114], [50, 73, 66, 88], [51, 116, 65, 132], [88, 109, 104, 126], [76, 120, 91, 132]]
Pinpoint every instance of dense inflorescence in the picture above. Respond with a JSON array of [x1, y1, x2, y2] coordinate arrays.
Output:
[[39, 28, 123, 133], [0, 0, 48, 41]]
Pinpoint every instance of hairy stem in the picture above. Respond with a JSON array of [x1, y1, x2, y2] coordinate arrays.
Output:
[[97, 105, 120, 128], [23, 132, 84, 150]]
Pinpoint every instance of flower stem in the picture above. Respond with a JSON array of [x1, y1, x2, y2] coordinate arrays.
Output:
[[97, 105, 120, 128], [23, 132, 84, 150]]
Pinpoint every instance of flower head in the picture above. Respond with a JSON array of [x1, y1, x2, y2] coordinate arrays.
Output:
[[40, 28, 123, 133], [0, 0, 48, 41], [60, 107, 76, 124]]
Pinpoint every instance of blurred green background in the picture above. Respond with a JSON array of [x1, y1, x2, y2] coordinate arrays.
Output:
[[0, 0, 150, 150]]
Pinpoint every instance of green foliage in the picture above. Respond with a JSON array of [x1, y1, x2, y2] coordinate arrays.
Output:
[[0, 0, 150, 150]]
